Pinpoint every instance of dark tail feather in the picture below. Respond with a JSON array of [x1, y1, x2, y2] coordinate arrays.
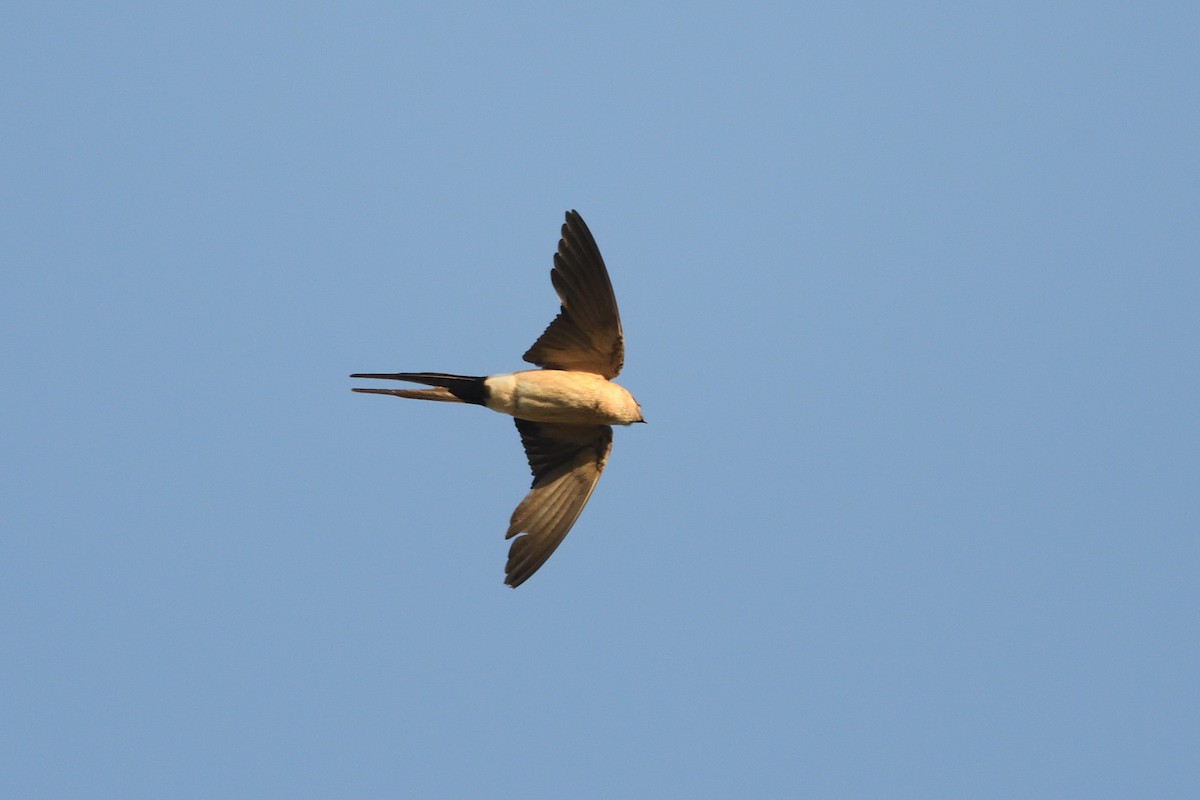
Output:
[[349, 372, 488, 405]]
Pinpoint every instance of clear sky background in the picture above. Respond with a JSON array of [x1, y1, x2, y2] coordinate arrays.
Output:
[[3, 3, 1197, 798]]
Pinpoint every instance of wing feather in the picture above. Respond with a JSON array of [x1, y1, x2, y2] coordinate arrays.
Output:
[[523, 210, 625, 378], [504, 419, 613, 587]]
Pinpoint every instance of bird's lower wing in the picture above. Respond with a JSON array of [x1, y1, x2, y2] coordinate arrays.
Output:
[[505, 420, 613, 587]]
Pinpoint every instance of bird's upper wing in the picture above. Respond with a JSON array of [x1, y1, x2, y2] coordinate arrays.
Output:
[[504, 419, 613, 588], [523, 210, 625, 379]]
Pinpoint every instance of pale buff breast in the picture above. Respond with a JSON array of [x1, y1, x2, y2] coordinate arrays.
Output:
[[484, 370, 644, 425]]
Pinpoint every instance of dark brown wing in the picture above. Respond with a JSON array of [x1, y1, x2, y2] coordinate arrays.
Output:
[[504, 419, 613, 588], [523, 210, 625, 378]]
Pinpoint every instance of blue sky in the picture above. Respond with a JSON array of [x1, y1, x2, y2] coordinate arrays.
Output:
[[3, 3, 1197, 797]]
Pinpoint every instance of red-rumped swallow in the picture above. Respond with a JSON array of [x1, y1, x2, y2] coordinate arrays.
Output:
[[352, 211, 644, 587]]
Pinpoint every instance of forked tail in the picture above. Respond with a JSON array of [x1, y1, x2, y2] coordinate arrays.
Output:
[[349, 372, 487, 405]]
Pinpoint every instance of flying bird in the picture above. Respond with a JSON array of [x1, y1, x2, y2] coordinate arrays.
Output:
[[351, 210, 644, 587]]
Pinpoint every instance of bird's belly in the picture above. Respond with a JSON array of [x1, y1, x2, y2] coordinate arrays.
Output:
[[484, 370, 638, 425]]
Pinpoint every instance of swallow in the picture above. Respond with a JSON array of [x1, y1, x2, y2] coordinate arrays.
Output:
[[351, 210, 644, 587]]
